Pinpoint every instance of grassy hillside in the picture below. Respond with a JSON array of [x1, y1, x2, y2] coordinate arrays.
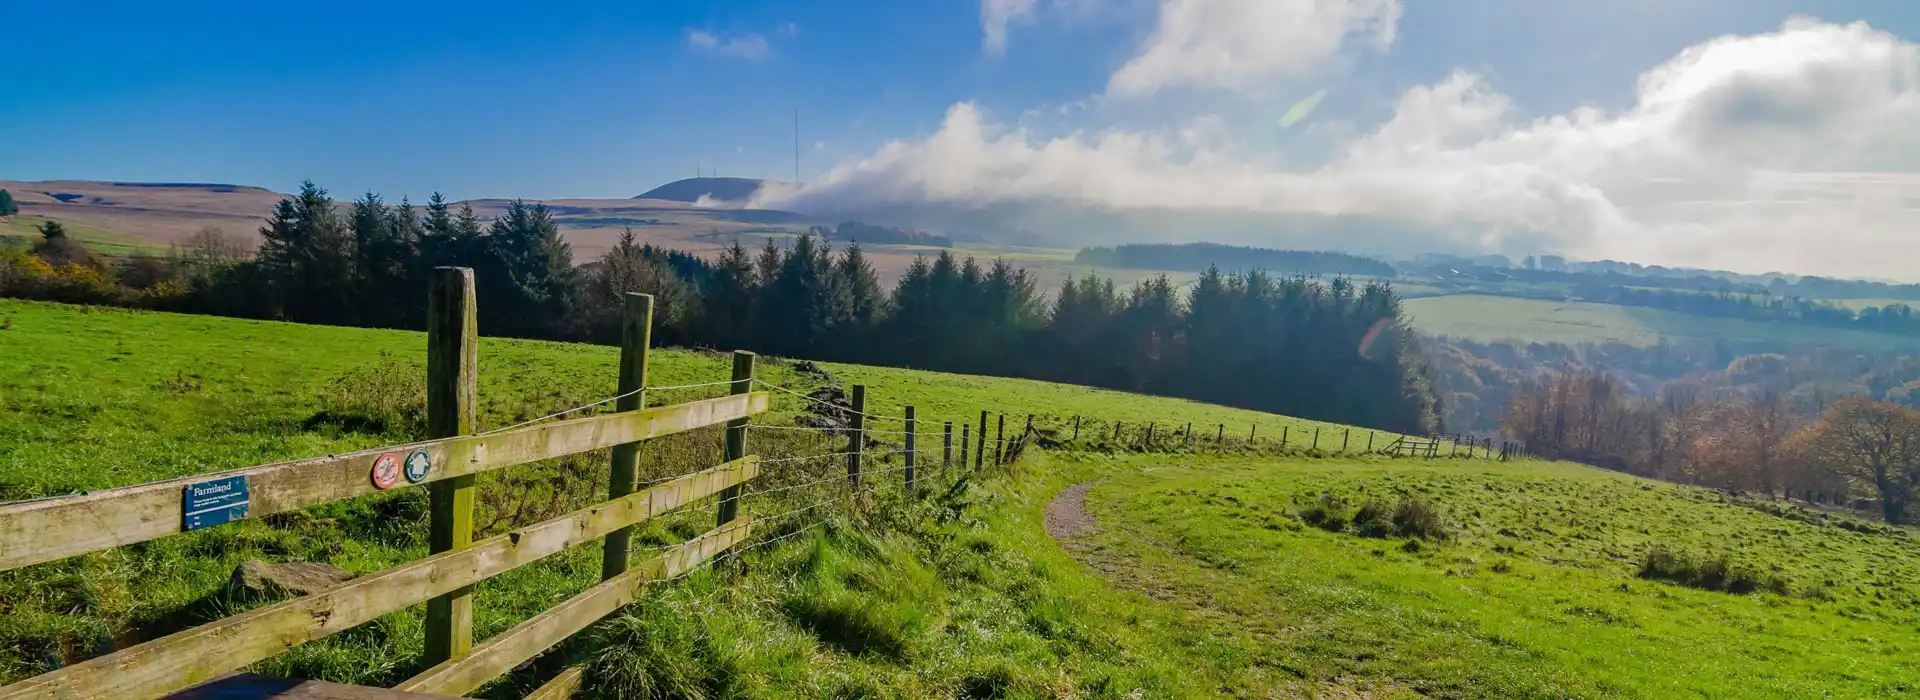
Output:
[[0, 298, 1350, 694], [1074, 454, 1920, 697], [0, 299, 1351, 497], [1406, 293, 1920, 351], [0, 216, 165, 257]]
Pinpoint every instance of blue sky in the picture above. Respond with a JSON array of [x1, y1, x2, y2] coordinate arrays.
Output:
[[9, 1, 1920, 277], [4, 0, 1908, 199]]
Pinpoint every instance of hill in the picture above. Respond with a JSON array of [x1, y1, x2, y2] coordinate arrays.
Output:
[[1405, 293, 1920, 352], [633, 177, 772, 203], [0, 180, 285, 246]]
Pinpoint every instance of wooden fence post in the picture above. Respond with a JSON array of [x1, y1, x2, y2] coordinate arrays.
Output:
[[1216, 424, 1224, 452], [599, 292, 653, 584], [1367, 431, 1375, 452], [1249, 424, 1256, 442], [1281, 426, 1288, 448], [960, 424, 971, 467], [1073, 415, 1081, 441], [995, 413, 1006, 464], [1185, 422, 1193, 449], [1114, 421, 1123, 441], [976, 410, 988, 470], [1312, 428, 1319, 451], [904, 405, 917, 490], [944, 421, 954, 472], [425, 267, 480, 665], [848, 385, 866, 488], [716, 350, 753, 526], [1145, 422, 1156, 450], [1342, 429, 1350, 453]]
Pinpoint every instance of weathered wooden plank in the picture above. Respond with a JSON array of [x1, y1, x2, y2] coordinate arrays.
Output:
[[520, 667, 584, 700], [0, 391, 769, 572], [395, 518, 753, 697], [165, 673, 466, 699], [424, 267, 479, 666], [0, 457, 760, 700]]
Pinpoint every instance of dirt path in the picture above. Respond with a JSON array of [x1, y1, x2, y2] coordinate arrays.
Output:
[[1045, 482, 1098, 540]]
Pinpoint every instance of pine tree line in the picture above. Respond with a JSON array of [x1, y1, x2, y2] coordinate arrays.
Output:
[[2, 181, 1439, 433]]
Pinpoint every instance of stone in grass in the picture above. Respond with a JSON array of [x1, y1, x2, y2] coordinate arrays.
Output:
[[228, 560, 355, 601]]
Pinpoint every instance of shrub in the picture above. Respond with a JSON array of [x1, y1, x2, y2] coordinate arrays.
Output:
[[1392, 496, 1450, 540], [1298, 493, 1348, 532], [1352, 499, 1394, 538]]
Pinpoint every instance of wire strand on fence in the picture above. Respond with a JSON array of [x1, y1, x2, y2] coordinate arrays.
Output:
[[754, 451, 860, 466], [750, 378, 911, 422], [476, 380, 750, 437], [644, 379, 745, 393], [478, 387, 644, 435]]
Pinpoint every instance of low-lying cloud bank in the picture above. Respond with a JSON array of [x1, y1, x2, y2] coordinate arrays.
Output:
[[756, 18, 1920, 279]]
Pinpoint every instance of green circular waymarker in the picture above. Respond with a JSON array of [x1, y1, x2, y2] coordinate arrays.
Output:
[[403, 449, 432, 484]]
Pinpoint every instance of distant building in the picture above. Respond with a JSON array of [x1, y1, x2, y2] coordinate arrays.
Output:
[[1538, 254, 1567, 271]]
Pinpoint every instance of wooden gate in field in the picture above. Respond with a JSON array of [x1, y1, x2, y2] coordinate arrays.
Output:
[[0, 268, 772, 699]]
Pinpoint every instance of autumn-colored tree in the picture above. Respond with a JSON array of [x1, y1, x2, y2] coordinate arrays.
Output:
[[1685, 394, 1793, 493], [1788, 397, 1920, 523]]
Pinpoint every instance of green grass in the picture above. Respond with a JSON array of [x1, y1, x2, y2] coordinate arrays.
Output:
[[0, 298, 1328, 695], [1405, 293, 1920, 350], [0, 216, 166, 257], [10, 297, 1920, 697], [1074, 453, 1920, 697]]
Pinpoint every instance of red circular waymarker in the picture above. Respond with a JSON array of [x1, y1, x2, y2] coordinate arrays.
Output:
[[370, 452, 403, 489]]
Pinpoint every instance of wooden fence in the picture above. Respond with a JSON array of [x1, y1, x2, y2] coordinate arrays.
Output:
[[0, 267, 1051, 700], [0, 268, 1523, 699]]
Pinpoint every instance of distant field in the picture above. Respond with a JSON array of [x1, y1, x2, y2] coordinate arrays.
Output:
[[1829, 297, 1920, 311], [1405, 293, 1920, 350], [0, 216, 165, 256], [1077, 454, 1920, 697]]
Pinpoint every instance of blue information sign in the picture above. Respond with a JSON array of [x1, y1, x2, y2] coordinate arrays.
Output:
[[182, 475, 250, 531]]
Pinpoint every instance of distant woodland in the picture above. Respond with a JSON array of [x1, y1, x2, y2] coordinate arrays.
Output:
[[0, 181, 1436, 434]]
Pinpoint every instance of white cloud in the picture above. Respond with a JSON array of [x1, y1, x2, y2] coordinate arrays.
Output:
[[980, 0, 1038, 55], [687, 29, 771, 59], [1107, 0, 1402, 97], [756, 19, 1920, 279]]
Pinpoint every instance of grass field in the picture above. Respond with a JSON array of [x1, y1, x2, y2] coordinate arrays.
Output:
[[1073, 454, 1920, 698], [1405, 293, 1920, 351], [0, 298, 1351, 695], [0, 216, 166, 257], [7, 298, 1920, 697]]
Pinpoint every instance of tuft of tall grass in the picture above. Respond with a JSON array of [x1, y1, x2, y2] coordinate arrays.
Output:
[[1638, 545, 1789, 595]]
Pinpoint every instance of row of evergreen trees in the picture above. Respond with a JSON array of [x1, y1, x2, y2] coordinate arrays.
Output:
[[56, 181, 1443, 433]]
